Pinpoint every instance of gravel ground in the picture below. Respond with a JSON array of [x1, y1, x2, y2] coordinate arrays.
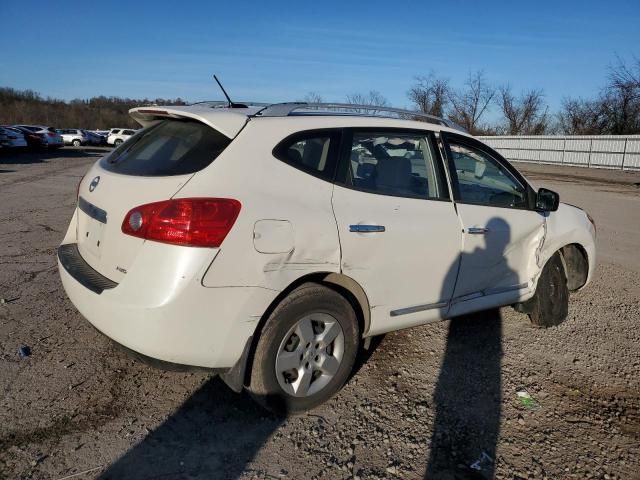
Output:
[[0, 148, 639, 480]]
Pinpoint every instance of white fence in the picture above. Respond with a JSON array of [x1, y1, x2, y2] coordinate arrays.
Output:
[[478, 135, 640, 170]]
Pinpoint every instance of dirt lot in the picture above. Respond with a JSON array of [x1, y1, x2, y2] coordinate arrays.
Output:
[[1, 148, 639, 480]]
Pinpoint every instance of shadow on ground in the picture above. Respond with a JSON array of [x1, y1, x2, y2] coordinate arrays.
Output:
[[425, 309, 503, 480], [99, 377, 283, 480]]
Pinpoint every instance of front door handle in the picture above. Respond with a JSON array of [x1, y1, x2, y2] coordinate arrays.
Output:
[[467, 227, 489, 234], [349, 224, 386, 233]]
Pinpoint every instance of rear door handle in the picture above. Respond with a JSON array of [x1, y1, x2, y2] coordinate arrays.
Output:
[[349, 224, 385, 233], [467, 227, 489, 234]]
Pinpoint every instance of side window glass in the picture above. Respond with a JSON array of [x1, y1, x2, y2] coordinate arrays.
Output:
[[449, 142, 527, 208], [286, 137, 331, 172], [347, 131, 444, 199], [273, 131, 339, 181]]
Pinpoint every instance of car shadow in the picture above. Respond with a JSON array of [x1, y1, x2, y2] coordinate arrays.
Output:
[[99, 376, 284, 480], [98, 327, 390, 479]]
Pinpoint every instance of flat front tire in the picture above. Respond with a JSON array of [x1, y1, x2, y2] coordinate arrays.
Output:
[[525, 252, 569, 328], [248, 282, 359, 415]]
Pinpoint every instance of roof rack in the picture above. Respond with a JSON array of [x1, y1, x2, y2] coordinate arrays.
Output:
[[187, 100, 466, 131], [254, 102, 460, 129]]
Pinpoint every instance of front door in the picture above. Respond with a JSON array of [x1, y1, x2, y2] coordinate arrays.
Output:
[[441, 132, 546, 317], [332, 128, 462, 335]]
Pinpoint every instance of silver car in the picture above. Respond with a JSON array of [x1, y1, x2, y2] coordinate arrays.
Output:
[[0, 127, 27, 148], [57, 129, 89, 147], [14, 125, 64, 148]]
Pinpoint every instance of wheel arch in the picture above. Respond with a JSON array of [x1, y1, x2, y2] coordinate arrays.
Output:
[[240, 271, 371, 389], [558, 242, 589, 291]]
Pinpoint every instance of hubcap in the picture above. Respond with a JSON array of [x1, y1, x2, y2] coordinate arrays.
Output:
[[275, 313, 345, 397]]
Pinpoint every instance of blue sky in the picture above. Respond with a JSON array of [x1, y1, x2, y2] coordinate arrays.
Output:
[[1, 0, 638, 115]]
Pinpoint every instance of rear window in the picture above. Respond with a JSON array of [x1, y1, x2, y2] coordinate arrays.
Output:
[[100, 120, 231, 176]]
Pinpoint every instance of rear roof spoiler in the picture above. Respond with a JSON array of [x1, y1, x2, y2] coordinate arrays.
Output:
[[129, 105, 252, 138]]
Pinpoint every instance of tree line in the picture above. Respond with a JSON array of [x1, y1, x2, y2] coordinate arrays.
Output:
[[0, 88, 187, 129], [309, 57, 640, 136], [1, 57, 638, 135]]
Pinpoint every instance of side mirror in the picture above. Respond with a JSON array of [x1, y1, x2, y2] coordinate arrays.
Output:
[[536, 188, 560, 212]]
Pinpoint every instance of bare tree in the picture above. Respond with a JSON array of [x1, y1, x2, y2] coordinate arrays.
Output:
[[600, 56, 640, 134], [300, 92, 323, 103], [407, 74, 450, 117], [498, 86, 549, 135], [448, 70, 496, 134], [344, 90, 389, 114], [559, 57, 640, 134], [557, 98, 608, 135]]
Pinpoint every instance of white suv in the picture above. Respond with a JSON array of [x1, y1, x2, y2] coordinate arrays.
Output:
[[58, 102, 596, 414], [107, 128, 137, 146]]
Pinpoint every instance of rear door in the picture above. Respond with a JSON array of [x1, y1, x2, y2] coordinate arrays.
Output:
[[332, 128, 462, 335], [76, 119, 236, 282], [440, 132, 545, 316]]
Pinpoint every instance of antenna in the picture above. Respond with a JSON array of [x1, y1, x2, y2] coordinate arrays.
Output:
[[213, 75, 247, 108]]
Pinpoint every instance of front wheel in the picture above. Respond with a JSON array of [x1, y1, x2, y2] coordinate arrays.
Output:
[[72, 139, 81, 147], [523, 252, 569, 328], [248, 283, 359, 415], [114, 139, 123, 146]]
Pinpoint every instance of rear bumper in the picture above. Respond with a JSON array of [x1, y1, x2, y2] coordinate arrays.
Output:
[[58, 243, 277, 369]]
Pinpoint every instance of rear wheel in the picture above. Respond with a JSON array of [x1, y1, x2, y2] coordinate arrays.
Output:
[[248, 283, 359, 415], [523, 252, 569, 328], [72, 139, 81, 147], [114, 139, 123, 146]]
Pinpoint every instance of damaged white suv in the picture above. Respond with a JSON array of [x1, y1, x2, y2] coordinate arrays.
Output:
[[58, 102, 596, 414]]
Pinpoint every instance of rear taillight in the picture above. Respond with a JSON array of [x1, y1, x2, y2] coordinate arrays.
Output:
[[47, 132, 56, 137], [121, 198, 241, 247]]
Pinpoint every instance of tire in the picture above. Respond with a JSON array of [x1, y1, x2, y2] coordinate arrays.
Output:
[[248, 282, 360, 415], [114, 139, 123, 146], [524, 252, 569, 328], [72, 139, 81, 147]]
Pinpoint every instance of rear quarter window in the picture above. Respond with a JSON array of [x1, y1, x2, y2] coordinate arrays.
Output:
[[272, 129, 341, 182], [100, 120, 231, 176]]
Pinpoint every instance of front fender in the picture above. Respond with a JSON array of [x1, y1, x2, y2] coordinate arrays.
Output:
[[532, 203, 596, 294]]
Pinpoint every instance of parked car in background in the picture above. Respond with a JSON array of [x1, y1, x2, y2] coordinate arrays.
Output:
[[107, 128, 137, 146], [91, 130, 110, 144], [82, 130, 105, 145], [57, 129, 89, 147], [11, 126, 48, 149], [58, 102, 596, 414], [0, 131, 7, 150], [14, 125, 63, 148], [0, 126, 28, 148]]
